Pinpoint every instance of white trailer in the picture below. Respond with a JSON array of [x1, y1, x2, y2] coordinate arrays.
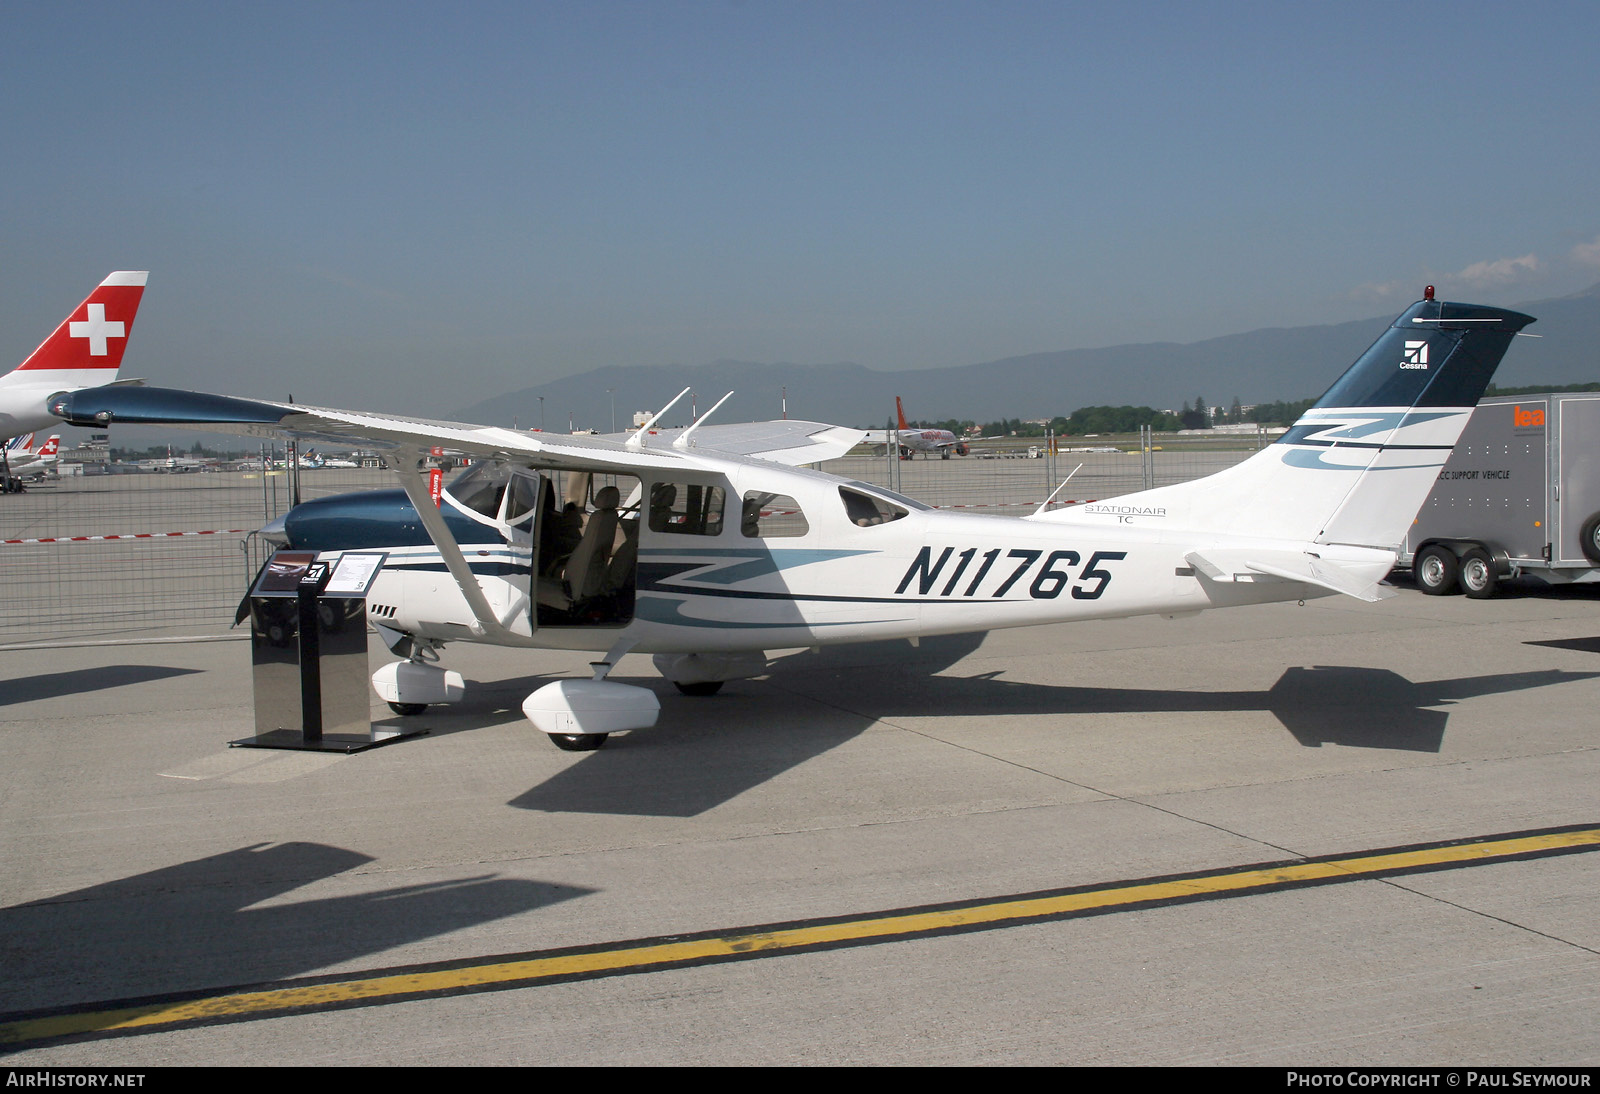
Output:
[[1401, 392, 1600, 597]]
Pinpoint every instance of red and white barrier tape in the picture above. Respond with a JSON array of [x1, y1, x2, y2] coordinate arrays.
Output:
[[2, 529, 251, 545]]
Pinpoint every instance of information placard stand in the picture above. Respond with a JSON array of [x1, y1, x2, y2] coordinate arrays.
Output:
[[235, 550, 426, 753]]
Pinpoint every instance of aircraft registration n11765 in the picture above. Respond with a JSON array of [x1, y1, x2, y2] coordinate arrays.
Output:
[[52, 289, 1534, 750]]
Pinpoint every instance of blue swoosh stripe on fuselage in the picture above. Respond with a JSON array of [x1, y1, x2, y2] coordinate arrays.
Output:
[[638, 583, 1005, 606], [632, 594, 904, 629], [371, 548, 528, 578], [1277, 410, 1458, 445], [1279, 447, 1446, 471], [636, 547, 874, 586]]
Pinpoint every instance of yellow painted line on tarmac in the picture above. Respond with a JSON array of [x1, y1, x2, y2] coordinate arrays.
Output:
[[4, 824, 1597, 1048]]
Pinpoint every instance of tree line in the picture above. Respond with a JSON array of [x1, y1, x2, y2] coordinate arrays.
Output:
[[899, 395, 1320, 437]]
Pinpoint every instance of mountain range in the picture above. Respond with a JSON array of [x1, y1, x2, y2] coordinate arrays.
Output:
[[455, 283, 1600, 431]]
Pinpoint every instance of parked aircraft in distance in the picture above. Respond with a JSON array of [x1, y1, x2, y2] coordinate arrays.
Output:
[[0, 272, 148, 438], [3, 433, 61, 477], [862, 397, 970, 459], [53, 289, 1534, 752], [136, 445, 208, 473], [298, 449, 362, 469]]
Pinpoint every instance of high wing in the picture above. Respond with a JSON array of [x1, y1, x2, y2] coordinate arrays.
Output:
[[628, 420, 864, 466], [50, 384, 859, 651], [49, 387, 864, 473]]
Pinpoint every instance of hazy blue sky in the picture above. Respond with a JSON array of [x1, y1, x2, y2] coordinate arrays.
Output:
[[3, 1, 1597, 422]]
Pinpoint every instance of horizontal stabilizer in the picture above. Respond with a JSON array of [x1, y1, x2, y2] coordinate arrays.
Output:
[[1184, 549, 1396, 603]]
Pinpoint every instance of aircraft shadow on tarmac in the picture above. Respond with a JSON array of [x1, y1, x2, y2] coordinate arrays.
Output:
[[508, 633, 1598, 818], [0, 664, 202, 707], [0, 842, 589, 1017], [1526, 635, 1600, 655]]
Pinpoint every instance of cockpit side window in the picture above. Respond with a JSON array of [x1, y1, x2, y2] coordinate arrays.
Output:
[[503, 471, 541, 527], [649, 481, 726, 536], [446, 462, 510, 519], [741, 492, 809, 538], [840, 486, 908, 527]]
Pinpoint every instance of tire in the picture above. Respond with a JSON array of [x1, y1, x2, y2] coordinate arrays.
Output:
[[1458, 549, 1499, 599], [673, 680, 724, 697], [388, 701, 428, 716], [1414, 545, 1459, 596], [551, 733, 608, 751], [1581, 513, 1600, 565]]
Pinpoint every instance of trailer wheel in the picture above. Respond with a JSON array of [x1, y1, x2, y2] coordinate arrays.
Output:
[[1459, 549, 1499, 599], [1415, 545, 1459, 595], [1581, 514, 1600, 565]]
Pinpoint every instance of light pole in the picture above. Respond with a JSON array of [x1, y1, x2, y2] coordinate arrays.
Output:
[[607, 387, 616, 434], [538, 396, 545, 432]]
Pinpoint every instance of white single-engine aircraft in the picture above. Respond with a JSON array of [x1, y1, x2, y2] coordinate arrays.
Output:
[[0, 272, 148, 437], [52, 289, 1534, 751]]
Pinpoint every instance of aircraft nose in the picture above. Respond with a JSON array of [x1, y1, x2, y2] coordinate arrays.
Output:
[[259, 514, 288, 546]]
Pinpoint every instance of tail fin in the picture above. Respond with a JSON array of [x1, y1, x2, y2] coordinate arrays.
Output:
[[896, 396, 909, 431], [1041, 293, 1536, 550], [38, 435, 60, 458], [6, 433, 35, 454], [7, 272, 148, 383]]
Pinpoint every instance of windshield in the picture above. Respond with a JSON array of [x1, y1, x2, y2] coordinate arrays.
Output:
[[446, 461, 512, 519]]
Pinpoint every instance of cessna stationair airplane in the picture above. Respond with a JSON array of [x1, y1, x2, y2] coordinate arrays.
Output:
[[53, 288, 1533, 751]]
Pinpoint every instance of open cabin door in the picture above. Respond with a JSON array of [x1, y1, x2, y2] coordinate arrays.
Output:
[[534, 470, 640, 629]]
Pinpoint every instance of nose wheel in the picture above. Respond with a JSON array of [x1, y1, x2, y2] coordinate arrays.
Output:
[[550, 733, 609, 751], [673, 680, 724, 696]]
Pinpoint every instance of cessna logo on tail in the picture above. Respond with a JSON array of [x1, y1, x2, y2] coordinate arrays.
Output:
[[1401, 340, 1429, 369]]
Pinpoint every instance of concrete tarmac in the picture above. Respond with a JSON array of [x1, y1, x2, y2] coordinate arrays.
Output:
[[2, 580, 1597, 1065]]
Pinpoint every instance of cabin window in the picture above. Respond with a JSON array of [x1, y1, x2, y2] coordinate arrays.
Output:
[[740, 493, 809, 538], [840, 486, 908, 527], [649, 481, 726, 536]]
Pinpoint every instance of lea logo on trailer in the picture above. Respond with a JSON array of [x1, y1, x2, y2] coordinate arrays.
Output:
[[1513, 404, 1545, 428]]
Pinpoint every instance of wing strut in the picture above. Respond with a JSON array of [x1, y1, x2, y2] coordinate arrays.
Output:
[[384, 454, 539, 646]]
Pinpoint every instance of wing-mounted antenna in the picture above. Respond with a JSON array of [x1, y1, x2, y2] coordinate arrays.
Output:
[[673, 391, 734, 449], [1033, 463, 1084, 516], [627, 387, 691, 449]]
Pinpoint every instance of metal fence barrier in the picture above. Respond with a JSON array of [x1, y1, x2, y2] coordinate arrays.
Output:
[[0, 434, 1262, 641]]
